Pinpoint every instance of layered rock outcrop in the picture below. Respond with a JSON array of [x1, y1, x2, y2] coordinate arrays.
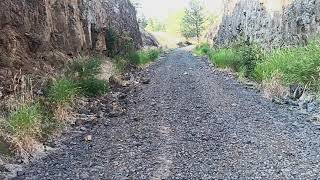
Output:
[[0, 0, 142, 94], [214, 0, 320, 48]]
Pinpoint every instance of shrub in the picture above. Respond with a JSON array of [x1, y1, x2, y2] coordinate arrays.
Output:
[[47, 77, 77, 105], [208, 39, 264, 78], [68, 58, 109, 97], [147, 49, 161, 60], [233, 40, 265, 77], [127, 51, 140, 65], [105, 28, 118, 57], [79, 78, 109, 97], [254, 40, 320, 90]]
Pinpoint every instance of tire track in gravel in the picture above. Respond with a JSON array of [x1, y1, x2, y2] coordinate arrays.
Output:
[[18, 48, 320, 179]]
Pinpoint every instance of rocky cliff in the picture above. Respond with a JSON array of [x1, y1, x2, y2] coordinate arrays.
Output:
[[214, 0, 320, 48], [0, 0, 142, 94]]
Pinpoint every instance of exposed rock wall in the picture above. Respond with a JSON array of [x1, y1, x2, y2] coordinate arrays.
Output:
[[214, 0, 320, 48], [0, 0, 142, 94], [141, 29, 159, 47]]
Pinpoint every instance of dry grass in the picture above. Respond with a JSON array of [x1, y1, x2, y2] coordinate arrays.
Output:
[[0, 57, 111, 158], [52, 104, 73, 123], [262, 72, 287, 99], [1, 73, 34, 113], [0, 72, 44, 157]]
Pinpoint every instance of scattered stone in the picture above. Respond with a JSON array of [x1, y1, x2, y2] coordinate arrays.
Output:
[[299, 93, 316, 103], [102, 119, 109, 127], [84, 135, 92, 142], [131, 117, 141, 122], [272, 97, 284, 105], [141, 77, 151, 84], [97, 111, 104, 118], [109, 75, 131, 88], [118, 92, 127, 100], [307, 102, 317, 112], [80, 127, 87, 131], [108, 111, 121, 118], [17, 170, 25, 176], [311, 114, 320, 123], [284, 98, 299, 106], [231, 103, 238, 107], [36, 89, 44, 96], [289, 84, 304, 100]]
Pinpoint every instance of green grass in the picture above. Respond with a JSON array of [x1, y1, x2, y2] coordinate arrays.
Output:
[[67, 58, 110, 97], [68, 57, 102, 79], [114, 57, 129, 73], [210, 48, 239, 69], [8, 105, 42, 136], [205, 37, 320, 94], [0, 57, 111, 156], [47, 77, 78, 105], [127, 49, 161, 65], [254, 40, 320, 90], [78, 78, 109, 97], [206, 40, 264, 78], [194, 42, 211, 56]]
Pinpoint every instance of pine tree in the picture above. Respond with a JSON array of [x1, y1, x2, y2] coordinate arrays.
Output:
[[181, 0, 205, 42]]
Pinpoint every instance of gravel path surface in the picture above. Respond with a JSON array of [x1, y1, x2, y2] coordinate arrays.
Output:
[[18, 48, 320, 179]]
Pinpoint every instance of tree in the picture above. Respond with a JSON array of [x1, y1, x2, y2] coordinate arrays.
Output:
[[181, 0, 205, 42], [146, 18, 166, 32]]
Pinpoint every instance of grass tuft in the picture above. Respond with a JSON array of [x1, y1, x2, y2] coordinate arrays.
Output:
[[254, 40, 320, 90], [127, 49, 161, 65], [79, 78, 109, 97], [48, 77, 78, 106], [68, 58, 102, 79], [195, 42, 211, 56], [210, 48, 239, 69], [0, 104, 43, 156]]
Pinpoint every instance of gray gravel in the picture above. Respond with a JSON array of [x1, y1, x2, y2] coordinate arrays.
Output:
[[17, 48, 320, 179]]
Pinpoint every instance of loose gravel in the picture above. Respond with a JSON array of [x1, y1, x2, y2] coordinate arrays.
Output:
[[17, 48, 320, 179]]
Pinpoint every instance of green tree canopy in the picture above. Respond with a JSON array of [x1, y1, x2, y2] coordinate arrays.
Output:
[[181, 0, 205, 42], [146, 18, 166, 32]]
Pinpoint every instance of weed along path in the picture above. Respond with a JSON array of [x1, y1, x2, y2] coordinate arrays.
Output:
[[19, 48, 320, 179]]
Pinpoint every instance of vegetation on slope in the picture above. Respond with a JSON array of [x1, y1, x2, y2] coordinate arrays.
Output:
[[0, 58, 110, 157], [195, 37, 320, 97]]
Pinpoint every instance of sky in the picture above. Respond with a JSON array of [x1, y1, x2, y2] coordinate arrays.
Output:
[[134, 0, 225, 20]]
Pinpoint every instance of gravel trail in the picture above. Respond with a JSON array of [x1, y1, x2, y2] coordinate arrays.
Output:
[[19, 48, 320, 179]]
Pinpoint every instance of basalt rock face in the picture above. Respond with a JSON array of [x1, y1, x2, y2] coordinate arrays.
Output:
[[141, 29, 160, 47], [214, 0, 320, 48], [0, 0, 142, 94]]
